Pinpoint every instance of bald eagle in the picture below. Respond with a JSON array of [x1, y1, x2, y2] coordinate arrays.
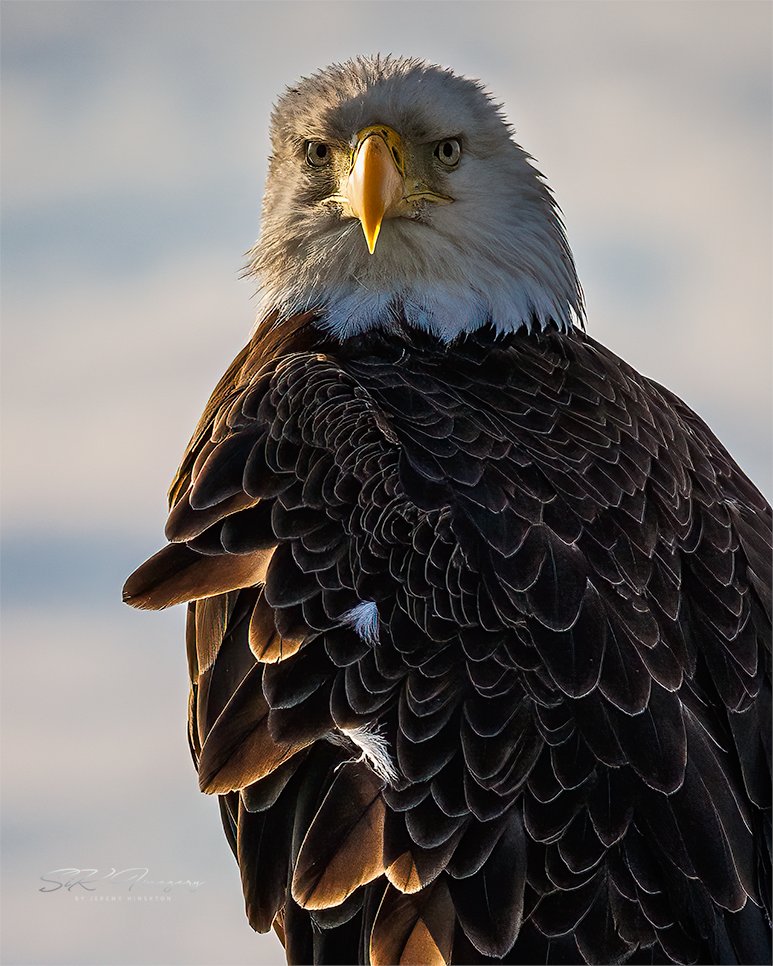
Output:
[[124, 56, 771, 965]]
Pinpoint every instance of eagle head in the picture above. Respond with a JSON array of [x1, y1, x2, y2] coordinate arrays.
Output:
[[248, 55, 584, 341]]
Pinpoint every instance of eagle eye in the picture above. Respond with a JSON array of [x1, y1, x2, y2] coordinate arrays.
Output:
[[434, 138, 462, 167], [305, 141, 331, 167]]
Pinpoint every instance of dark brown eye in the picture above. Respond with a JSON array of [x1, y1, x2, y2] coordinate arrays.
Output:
[[305, 141, 331, 167], [434, 138, 462, 167]]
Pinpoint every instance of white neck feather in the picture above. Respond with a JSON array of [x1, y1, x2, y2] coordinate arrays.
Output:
[[255, 221, 582, 343], [253, 180, 583, 342]]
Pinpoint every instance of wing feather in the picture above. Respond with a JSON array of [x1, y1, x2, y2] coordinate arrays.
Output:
[[370, 880, 455, 966], [292, 762, 386, 910], [125, 322, 772, 964]]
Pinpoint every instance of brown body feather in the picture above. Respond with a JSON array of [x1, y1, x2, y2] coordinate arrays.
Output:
[[125, 316, 772, 965]]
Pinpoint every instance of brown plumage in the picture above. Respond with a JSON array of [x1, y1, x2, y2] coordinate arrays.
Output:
[[125, 321, 771, 964], [124, 55, 771, 966]]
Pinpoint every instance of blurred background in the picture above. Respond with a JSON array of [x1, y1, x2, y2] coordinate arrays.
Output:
[[1, 2, 770, 964]]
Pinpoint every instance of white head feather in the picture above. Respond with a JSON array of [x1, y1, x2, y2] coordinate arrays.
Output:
[[248, 55, 584, 341]]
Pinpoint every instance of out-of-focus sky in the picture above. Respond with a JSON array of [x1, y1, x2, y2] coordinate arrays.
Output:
[[1, 2, 770, 964]]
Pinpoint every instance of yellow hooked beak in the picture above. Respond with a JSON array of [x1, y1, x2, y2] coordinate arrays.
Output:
[[345, 126, 406, 254]]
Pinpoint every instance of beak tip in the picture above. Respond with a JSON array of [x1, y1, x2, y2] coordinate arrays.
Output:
[[364, 226, 380, 255]]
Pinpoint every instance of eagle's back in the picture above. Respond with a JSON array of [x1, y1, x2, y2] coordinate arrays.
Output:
[[125, 323, 772, 965]]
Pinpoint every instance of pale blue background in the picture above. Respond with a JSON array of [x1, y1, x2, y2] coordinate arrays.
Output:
[[2, 2, 770, 963]]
